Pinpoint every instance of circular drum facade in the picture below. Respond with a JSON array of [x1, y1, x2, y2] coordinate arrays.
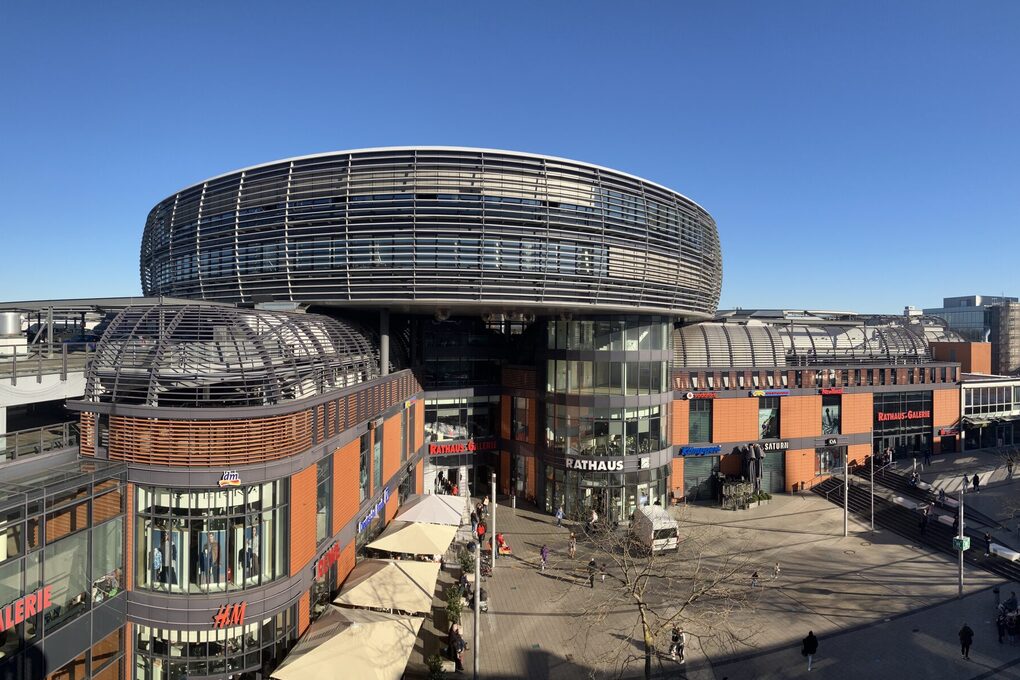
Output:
[[141, 147, 722, 318]]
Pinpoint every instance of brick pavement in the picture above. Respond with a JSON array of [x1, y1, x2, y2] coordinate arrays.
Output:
[[404, 486, 1020, 679]]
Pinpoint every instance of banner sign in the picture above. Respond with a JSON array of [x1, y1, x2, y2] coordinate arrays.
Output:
[[428, 439, 497, 455]]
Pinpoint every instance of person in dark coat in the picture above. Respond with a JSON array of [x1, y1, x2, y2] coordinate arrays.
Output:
[[972, 473, 981, 492], [587, 558, 597, 588], [802, 631, 818, 671], [959, 623, 974, 659], [985, 532, 993, 557], [997, 612, 1007, 644]]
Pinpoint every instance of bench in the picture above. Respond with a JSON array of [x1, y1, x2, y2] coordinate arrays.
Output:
[[917, 481, 932, 491], [892, 496, 919, 511]]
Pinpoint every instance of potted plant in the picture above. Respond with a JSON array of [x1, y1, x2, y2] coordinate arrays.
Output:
[[446, 585, 464, 626], [426, 653, 448, 680]]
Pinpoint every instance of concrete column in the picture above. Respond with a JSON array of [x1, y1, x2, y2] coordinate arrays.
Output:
[[380, 309, 390, 377], [0, 405, 6, 454]]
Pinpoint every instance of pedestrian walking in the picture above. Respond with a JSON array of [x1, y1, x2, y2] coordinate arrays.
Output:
[[453, 629, 466, 671], [482, 495, 490, 515], [919, 508, 929, 535], [1008, 613, 1018, 643], [476, 521, 487, 545], [972, 473, 981, 493], [470, 510, 479, 535], [801, 631, 818, 671], [984, 532, 993, 557], [751, 571, 760, 588], [669, 625, 686, 663], [555, 505, 565, 527], [997, 613, 1007, 644], [959, 623, 974, 659], [772, 562, 781, 580], [924, 448, 932, 466], [600, 562, 607, 583], [1008, 458, 1015, 477], [938, 488, 947, 505], [540, 544, 549, 572], [587, 558, 597, 588], [568, 532, 577, 559]]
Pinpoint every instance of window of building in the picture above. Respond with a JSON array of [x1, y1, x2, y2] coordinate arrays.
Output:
[[815, 447, 845, 476], [316, 457, 332, 545], [822, 395, 841, 435], [359, 433, 371, 502], [688, 399, 712, 442], [400, 409, 408, 464], [758, 397, 780, 439], [373, 426, 383, 491], [134, 483, 287, 594], [512, 397, 530, 440], [546, 405, 664, 456], [424, 395, 499, 441]]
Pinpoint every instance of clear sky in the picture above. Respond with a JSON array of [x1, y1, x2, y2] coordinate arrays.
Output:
[[1, 1, 1017, 312]]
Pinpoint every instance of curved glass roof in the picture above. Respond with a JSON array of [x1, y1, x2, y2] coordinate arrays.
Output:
[[83, 304, 379, 407], [675, 320, 963, 368]]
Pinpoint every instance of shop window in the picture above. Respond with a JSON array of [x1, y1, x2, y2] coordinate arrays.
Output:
[[316, 457, 332, 545], [822, 395, 841, 436], [815, 447, 845, 476], [0, 508, 24, 566], [688, 400, 712, 442], [133, 484, 287, 594], [47, 650, 86, 680], [400, 409, 408, 463], [511, 397, 530, 441], [758, 398, 779, 439], [359, 433, 371, 502], [91, 518, 123, 604], [43, 531, 90, 633], [371, 428, 383, 492]]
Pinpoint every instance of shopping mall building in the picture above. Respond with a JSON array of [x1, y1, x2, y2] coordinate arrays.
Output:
[[0, 147, 985, 679]]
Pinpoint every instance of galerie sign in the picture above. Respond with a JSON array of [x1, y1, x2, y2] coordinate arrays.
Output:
[[428, 439, 498, 455], [564, 457, 624, 472], [877, 410, 931, 422], [1, 586, 52, 632]]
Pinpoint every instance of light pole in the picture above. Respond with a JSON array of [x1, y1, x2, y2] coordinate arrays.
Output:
[[957, 484, 965, 599], [870, 451, 875, 532], [491, 473, 497, 567], [473, 536, 480, 679], [843, 449, 849, 537]]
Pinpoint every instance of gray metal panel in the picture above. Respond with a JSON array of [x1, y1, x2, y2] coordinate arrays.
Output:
[[141, 148, 723, 318]]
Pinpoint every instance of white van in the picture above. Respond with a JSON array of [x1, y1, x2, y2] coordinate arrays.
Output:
[[630, 505, 679, 553]]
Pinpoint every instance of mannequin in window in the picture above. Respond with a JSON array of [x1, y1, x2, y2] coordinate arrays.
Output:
[[238, 538, 256, 580], [160, 532, 177, 585], [199, 532, 221, 587]]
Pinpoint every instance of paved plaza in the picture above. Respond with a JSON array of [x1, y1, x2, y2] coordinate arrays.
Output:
[[405, 455, 1020, 679]]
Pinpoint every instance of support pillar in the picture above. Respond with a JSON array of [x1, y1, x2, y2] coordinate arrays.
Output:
[[380, 309, 390, 377]]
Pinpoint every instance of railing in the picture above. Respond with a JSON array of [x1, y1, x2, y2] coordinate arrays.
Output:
[[1, 421, 81, 463], [0, 343, 94, 385]]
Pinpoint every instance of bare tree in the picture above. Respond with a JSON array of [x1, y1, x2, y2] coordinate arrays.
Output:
[[566, 507, 759, 680]]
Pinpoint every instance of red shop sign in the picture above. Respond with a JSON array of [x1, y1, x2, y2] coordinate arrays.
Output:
[[213, 602, 246, 629], [428, 439, 497, 455], [877, 410, 931, 422], [315, 543, 342, 579], [683, 392, 717, 400], [820, 388, 843, 395], [1, 586, 52, 632], [939, 428, 960, 436]]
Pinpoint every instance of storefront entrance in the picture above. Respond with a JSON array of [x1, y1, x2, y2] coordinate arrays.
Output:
[[683, 456, 719, 503], [542, 464, 668, 523]]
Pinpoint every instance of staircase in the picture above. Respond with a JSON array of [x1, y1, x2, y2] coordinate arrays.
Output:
[[813, 476, 1020, 584]]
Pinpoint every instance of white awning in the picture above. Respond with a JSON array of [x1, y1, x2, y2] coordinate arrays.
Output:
[[366, 521, 457, 556], [271, 606, 423, 680], [333, 559, 441, 614], [393, 493, 466, 526]]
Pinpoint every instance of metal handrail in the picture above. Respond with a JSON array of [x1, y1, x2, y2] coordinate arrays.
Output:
[[0, 342, 94, 384], [0, 421, 81, 463]]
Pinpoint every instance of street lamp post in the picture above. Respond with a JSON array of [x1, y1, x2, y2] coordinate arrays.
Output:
[[491, 473, 497, 567], [958, 485, 965, 599], [843, 450, 849, 537], [473, 536, 480, 679], [870, 451, 875, 532]]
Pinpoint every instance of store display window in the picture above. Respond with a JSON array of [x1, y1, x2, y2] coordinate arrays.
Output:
[[134, 483, 287, 594]]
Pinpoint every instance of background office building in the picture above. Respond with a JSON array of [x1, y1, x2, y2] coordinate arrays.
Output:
[[923, 295, 1017, 342]]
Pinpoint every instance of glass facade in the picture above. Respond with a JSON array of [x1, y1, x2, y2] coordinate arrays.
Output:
[[133, 607, 296, 680], [315, 458, 332, 545], [545, 405, 664, 456], [964, 385, 1020, 416], [821, 395, 841, 435], [758, 397, 780, 439], [134, 483, 287, 594], [424, 395, 499, 442], [359, 434, 371, 503], [511, 397, 530, 441], [872, 391, 933, 454], [543, 465, 668, 524]]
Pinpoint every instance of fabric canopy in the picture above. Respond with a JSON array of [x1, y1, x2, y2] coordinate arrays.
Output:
[[393, 493, 465, 526], [366, 521, 457, 556], [271, 606, 423, 680], [334, 559, 441, 614]]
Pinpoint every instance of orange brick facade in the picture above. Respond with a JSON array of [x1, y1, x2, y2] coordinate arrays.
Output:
[[933, 388, 961, 429], [712, 398, 759, 442], [931, 341, 991, 375], [333, 439, 361, 535], [779, 395, 822, 439]]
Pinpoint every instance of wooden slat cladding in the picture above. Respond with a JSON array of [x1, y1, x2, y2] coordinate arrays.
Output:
[[290, 466, 317, 576], [80, 412, 95, 456], [107, 411, 313, 467], [91, 370, 422, 467]]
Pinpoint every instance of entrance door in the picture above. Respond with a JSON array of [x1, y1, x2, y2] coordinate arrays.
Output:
[[761, 450, 786, 493], [683, 456, 720, 503]]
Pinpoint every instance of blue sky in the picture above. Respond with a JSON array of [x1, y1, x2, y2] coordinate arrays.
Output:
[[1, 1, 1017, 312]]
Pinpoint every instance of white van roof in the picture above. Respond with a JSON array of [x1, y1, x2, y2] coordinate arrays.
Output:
[[635, 505, 673, 521]]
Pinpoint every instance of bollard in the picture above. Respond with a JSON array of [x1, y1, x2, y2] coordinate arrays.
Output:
[[511, 495, 516, 510]]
